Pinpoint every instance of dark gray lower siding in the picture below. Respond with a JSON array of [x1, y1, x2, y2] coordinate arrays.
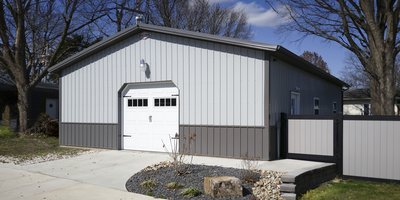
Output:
[[59, 123, 275, 160], [179, 125, 273, 160], [60, 123, 119, 149]]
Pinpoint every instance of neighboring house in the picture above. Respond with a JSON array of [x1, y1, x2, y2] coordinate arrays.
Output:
[[49, 23, 348, 160], [0, 78, 59, 129], [343, 88, 400, 115]]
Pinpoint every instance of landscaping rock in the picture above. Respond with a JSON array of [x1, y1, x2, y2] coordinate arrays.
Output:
[[204, 176, 243, 198], [252, 170, 285, 200]]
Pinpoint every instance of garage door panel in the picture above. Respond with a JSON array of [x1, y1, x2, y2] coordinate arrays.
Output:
[[122, 86, 179, 152]]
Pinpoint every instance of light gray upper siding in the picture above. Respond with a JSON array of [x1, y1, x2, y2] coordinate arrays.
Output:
[[61, 32, 266, 127], [269, 58, 343, 126]]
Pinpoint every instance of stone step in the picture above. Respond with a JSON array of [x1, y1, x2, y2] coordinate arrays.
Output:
[[281, 174, 296, 183], [280, 183, 296, 193], [281, 192, 297, 200]]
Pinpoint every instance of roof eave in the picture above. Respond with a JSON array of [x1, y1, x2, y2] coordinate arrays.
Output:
[[273, 46, 349, 87]]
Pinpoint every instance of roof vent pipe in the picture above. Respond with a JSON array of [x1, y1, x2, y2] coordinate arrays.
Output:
[[136, 15, 143, 25]]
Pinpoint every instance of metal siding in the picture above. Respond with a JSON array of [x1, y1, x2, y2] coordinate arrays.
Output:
[[220, 128, 227, 157], [60, 123, 118, 149], [343, 120, 400, 180], [288, 119, 334, 156], [61, 32, 265, 126], [255, 128, 263, 159], [179, 125, 269, 160], [269, 59, 342, 127]]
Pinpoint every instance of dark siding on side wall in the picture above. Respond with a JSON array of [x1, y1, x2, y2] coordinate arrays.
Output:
[[60, 123, 119, 149], [179, 125, 271, 160]]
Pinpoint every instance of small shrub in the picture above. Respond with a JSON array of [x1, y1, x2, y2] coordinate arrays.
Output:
[[27, 113, 58, 137], [0, 125, 15, 138], [162, 134, 193, 175], [180, 187, 202, 198], [140, 179, 157, 191], [240, 157, 260, 183], [165, 182, 184, 190]]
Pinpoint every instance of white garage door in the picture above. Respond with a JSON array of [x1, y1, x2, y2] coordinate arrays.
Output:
[[122, 86, 179, 152]]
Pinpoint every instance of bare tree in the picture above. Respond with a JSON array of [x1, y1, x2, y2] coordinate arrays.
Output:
[[0, 0, 106, 132], [300, 51, 330, 73], [94, 0, 143, 36], [269, 0, 400, 115], [145, 0, 252, 39], [341, 53, 400, 88]]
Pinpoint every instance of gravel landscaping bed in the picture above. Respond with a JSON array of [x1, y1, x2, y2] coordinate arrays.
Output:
[[126, 162, 261, 199]]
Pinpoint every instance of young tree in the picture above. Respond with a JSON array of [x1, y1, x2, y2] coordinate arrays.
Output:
[[0, 0, 106, 132], [269, 0, 400, 115], [300, 51, 330, 73]]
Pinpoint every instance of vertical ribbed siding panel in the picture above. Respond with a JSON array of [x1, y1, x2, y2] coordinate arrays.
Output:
[[220, 45, 228, 126], [227, 128, 234, 156], [269, 59, 342, 127], [207, 42, 214, 125], [182, 38, 190, 125], [60, 123, 118, 149], [220, 128, 227, 157], [188, 40, 196, 125], [233, 128, 240, 157], [240, 128, 248, 157], [226, 47, 234, 125], [248, 128, 255, 158], [207, 127, 214, 156], [213, 127, 220, 156], [179, 125, 269, 160], [255, 128, 263, 159], [233, 47, 241, 125]]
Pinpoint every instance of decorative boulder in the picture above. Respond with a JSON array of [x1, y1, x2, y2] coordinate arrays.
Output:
[[204, 176, 243, 198]]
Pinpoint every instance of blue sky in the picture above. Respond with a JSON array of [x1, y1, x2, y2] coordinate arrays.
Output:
[[214, 0, 351, 77]]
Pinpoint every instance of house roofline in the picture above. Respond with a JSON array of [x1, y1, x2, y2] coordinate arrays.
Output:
[[49, 23, 348, 87]]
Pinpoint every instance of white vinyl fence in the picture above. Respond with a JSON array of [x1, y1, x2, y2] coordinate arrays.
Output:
[[287, 118, 334, 156], [343, 119, 400, 181]]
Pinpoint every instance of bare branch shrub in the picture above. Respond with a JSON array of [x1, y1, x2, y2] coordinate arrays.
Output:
[[162, 133, 193, 176]]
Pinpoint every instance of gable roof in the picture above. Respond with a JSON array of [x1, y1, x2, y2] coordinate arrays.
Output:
[[49, 23, 348, 87]]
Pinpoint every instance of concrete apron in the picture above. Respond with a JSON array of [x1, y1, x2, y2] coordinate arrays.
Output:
[[0, 167, 157, 200], [0, 150, 331, 199]]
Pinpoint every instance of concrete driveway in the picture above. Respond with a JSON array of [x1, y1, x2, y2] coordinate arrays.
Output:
[[0, 150, 330, 200]]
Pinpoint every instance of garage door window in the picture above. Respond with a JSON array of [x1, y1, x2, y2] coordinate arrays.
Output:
[[154, 98, 177, 107], [128, 99, 148, 107]]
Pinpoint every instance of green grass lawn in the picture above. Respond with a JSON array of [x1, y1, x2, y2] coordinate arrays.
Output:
[[0, 126, 86, 163], [302, 179, 400, 200]]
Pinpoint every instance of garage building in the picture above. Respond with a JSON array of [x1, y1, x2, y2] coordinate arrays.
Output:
[[49, 23, 347, 160]]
